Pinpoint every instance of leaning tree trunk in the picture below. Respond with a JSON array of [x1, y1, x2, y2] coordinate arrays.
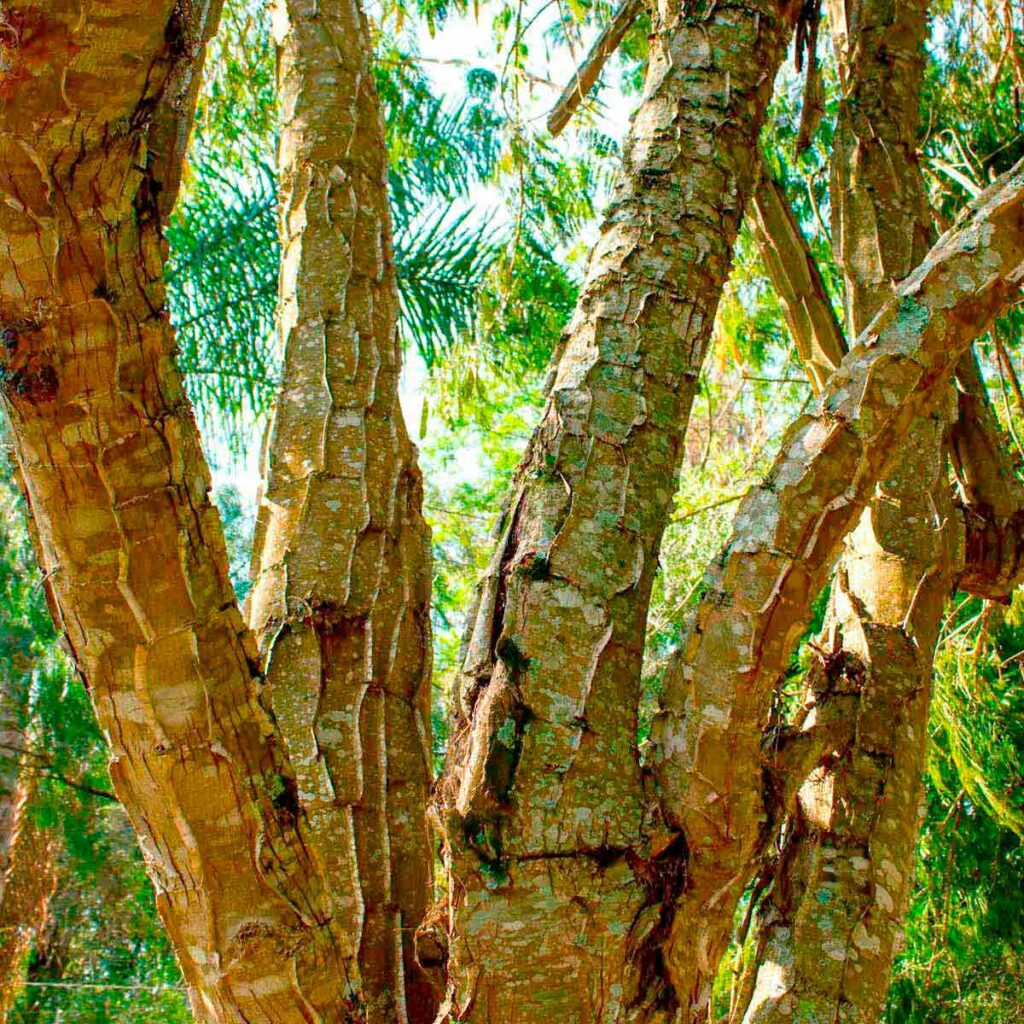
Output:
[[247, 0, 435, 1020], [432, 2, 801, 1019], [0, 5, 359, 1021], [651, 160, 1024, 1022], [0, 684, 24, 910], [736, 1, 960, 1019]]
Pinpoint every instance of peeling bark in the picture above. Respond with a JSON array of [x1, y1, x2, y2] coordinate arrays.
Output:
[[433, 3, 801, 1018], [0, 5, 358, 1021], [952, 353, 1024, 599], [246, 1, 436, 1020], [652, 158, 1024, 1021], [749, 172, 847, 392]]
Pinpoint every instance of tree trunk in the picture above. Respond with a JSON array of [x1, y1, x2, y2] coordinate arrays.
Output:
[[0, 5, 359, 1021], [433, 2, 801, 1019], [651, 159, 1024, 1021], [247, 1, 435, 1019], [0, 690, 24, 910], [0, 776, 56, 1022], [737, 3, 960, 1018]]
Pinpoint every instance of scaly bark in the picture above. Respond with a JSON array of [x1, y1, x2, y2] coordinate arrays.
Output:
[[739, 3, 959, 1018], [247, 1, 435, 1020], [0, 5, 357, 1021], [433, 3, 801, 1019], [0, 777, 56, 1022], [651, 158, 1024, 1021], [546, 5, 848, 405]]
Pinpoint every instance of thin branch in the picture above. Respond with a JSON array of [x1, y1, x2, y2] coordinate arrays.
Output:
[[0, 741, 118, 802], [546, 0, 644, 135], [748, 170, 848, 392]]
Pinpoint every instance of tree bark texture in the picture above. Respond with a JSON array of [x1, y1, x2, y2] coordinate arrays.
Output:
[[952, 353, 1024, 600], [651, 158, 1024, 1021], [0, 5, 360, 1021], [433, 2, 801, 1019], [739, 2, 961, 1017], [0, 776, 56, 1022], [247, 2, 435, 1020]]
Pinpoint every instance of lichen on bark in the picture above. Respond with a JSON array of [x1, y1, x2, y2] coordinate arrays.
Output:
[[247, 1, 435, 1019], [433, 2, 802, 1018]]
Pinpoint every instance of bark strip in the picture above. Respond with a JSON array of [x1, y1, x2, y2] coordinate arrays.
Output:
[[748, 172, 847, 391], [952, 353, 1024, 599], [247, 1, 436, 1019]]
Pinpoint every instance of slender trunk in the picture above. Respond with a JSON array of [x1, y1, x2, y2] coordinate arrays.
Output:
[[0, 696, 24, 908], [651, 159, 1024, 1021], [247, 1, 435, 1019], [0, 777, 56, 1022], [434, 3, 800, 1019], [738, 3, 959, 1019], [0, 5, 358, 1021]]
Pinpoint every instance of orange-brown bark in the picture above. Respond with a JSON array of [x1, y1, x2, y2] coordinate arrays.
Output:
[[247, 1, 435, 1019], [653, 159, 1024, 1021], [749, 172, 847, 391], [0, 4, 356, 1021], [952, 353, 1024, 600], [0, 778, 56, 1021]]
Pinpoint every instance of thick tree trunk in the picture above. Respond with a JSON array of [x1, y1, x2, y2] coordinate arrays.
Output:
[[651, 159, 1024, 1021], [0, 5, 358, 1021], [738, 3, 959, 1019], [433, 3, 800, 1019], [247, 1, 435, 1020]]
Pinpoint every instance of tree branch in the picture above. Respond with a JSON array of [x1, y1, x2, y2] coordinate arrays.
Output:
[[546, 0, 644, 136], [653, 157, 1024, 1014], [748, 170, 848, 392]]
